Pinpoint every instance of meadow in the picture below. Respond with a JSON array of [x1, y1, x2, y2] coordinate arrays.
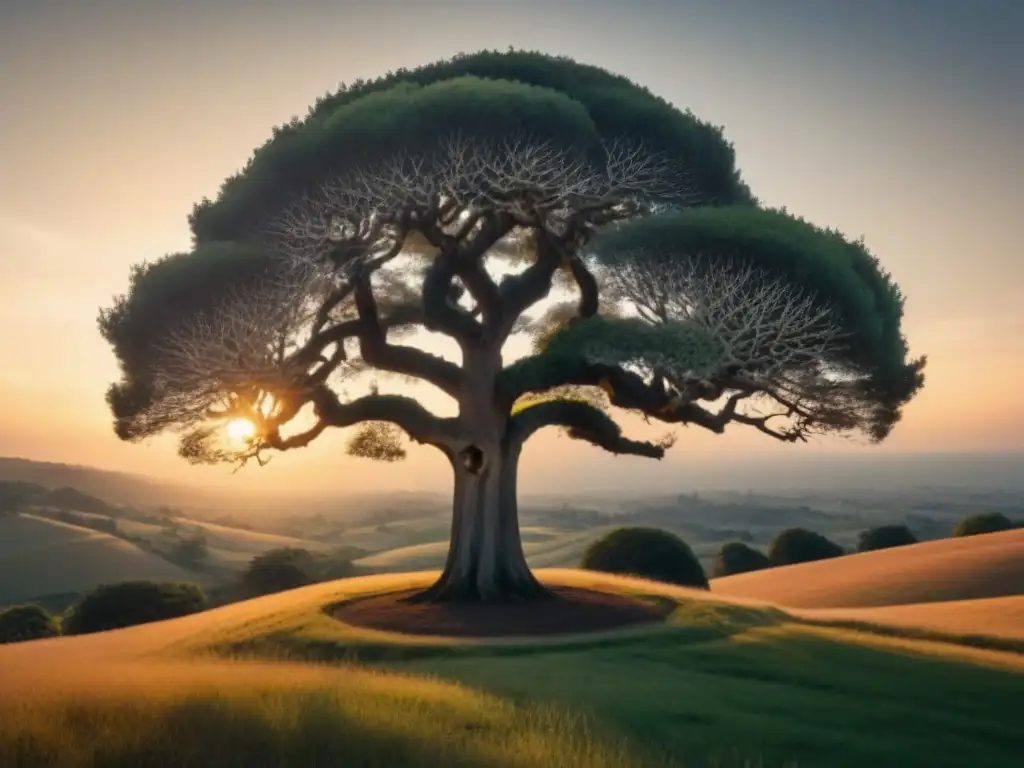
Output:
[[2, 559, 1024, 767]]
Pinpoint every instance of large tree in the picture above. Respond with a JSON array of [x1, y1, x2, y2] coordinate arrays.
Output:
[[98, 50, 925, 602]]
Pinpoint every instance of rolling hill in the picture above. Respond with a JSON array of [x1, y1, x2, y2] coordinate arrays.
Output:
[[0, 513, 205, 606], [799, 595, 1024, 643], [711, 528, 1024, 609], [1, 570, 1023, 767]]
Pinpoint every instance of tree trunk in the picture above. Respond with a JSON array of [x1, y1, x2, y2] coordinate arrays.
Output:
[[409, 442, 550, 603], [409, 344, 551, 604]]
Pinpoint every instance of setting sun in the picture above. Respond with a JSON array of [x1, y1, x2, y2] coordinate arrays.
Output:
[[225, 418, 256, 443]]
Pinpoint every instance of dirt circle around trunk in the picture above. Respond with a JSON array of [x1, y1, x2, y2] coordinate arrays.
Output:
[[329, 586, 674, 638]]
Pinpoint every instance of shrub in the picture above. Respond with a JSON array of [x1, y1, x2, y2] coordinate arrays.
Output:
[[768, 528, 845, 566], [63, 581, 206, 636], [953, 512, 1015, 537], [580, 527, 708, 589], [322, 559, 358, 581], [241, 548, 316, 596], [0, 604, 60, 644], [711, 542, 771, 578], [856, 524, 919, 552]]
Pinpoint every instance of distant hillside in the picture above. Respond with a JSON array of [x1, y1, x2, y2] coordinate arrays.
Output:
[[0, 513, 206, 606], [712, 528, 1024, 609], [0, 457, 225, 510]]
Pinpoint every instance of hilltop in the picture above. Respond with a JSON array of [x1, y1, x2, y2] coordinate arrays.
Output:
[[2, 568, 1023, 767], [712, 528, 1024, 608]]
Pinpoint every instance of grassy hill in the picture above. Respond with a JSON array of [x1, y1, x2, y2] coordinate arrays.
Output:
[[799, 595, 1024, 643], [711, 528, 1024, 608], [2, 569, 1023, 766], [0, 513, 204, 607]]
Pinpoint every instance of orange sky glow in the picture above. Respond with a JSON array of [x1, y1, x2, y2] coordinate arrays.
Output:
[[0, 1, 1021, 496]]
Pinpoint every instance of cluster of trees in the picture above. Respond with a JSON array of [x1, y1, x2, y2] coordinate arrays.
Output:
[[581, 509, 1022, 587], [239, 547, 358, 597], [0, 544, 365, 645], [712, 511, 1021, 578], [0, 581, 206, 644]]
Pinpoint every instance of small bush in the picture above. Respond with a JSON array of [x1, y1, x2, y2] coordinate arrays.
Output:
[[711, 542, 771, 578], [0, 604, 60, 644], [768, 528, 845, 566], [856, 524, 919, 552], [580, 527, 708, 589], [63, 581, 206, 636], [953, 512, 1015, 537], [241, 548, 316, 596]]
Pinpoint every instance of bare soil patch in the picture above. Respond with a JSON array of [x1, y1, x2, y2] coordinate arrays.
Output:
[[330, 586, 672, 637]]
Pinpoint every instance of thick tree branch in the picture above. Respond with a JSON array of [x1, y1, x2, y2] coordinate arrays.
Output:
[[313, 387, 462, 446], [508, 399, 664, 458], [497, 235, 563, 341], [567, 255, 599, 319], [353, 274, 463, 397], [422, 253, 484, 345], [261, 386, 462, 454]]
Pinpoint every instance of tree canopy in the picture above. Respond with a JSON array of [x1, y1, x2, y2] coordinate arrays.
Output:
[[712, 541, 771, 578], [62, 581, 206, 636], [580, 527, 708, 589], [856, 524, 919, 552], [768, 528, 846, 567], [953, 513, 1015, 538]]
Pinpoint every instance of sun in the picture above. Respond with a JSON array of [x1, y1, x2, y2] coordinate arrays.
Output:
[[225, 418, 256, 443]]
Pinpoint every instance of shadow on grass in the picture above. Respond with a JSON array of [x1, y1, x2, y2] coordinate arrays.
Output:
[[3, 690, 643, 768], [219, 595, 788, 666]]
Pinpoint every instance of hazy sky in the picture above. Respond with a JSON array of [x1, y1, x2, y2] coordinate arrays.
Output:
[[1, 0, 1021, 496]]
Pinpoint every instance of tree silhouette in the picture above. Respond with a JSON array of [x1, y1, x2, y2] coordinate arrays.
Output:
[[98, 50, 924, 602]]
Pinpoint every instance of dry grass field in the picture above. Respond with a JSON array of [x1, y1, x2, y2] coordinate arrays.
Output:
[[712, 528, 1024, 609], [798, 595, 1024, 642], [0, 513, 200, 605], [2, 568, 1023, 766]]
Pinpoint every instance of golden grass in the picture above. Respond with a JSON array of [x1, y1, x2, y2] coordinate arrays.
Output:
[[797, 595, 1024, 642], [4, 569, 1024, 766], [1, 659, 637, 768], [712, 528, 1024, 609], [0, 513, 199, 604]]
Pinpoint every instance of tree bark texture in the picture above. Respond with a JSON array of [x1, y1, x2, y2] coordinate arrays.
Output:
[[409, 346, 550, 603]]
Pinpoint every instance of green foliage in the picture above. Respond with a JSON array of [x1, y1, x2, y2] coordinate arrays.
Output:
[[542, 315, 722, 375], [768, 527, 846, 566], [62, 581, 206, 636], [191, 49, 752, 242], [711, 541, 771, 578], [856, 524, 918, 552], [345, 422, 407, 462], [590, 206, 925, 438], [0, 604, 60, 644], [953, 512, 1015, 537], [241, 548, 317, 596], [580, 527, 708, 588], [240, 547, 360, 596], [168, 531, 209, 567], [98, 243, 282, 441]]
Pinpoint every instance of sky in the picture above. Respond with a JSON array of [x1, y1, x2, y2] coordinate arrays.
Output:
[[0, 0, 1021, 497]]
